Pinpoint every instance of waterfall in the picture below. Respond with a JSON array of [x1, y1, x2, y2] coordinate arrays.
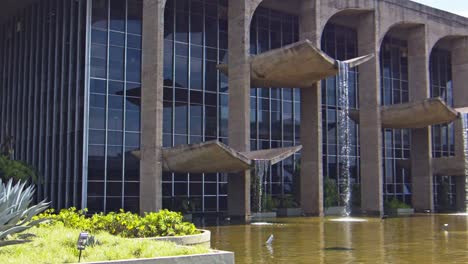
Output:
[[337, 61, 352, 217], [462, 115, 468, 212], [252, 160, 270, 213]]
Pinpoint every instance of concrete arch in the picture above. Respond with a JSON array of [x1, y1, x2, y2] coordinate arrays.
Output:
[[249, 0, 302, 26], [319, 8, 373, 40], [429, 35, 468, 55], [377, 21, 425, 52], [250, 0, 266, 19]]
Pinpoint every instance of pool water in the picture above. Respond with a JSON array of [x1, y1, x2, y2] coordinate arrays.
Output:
[[205, 215, 468, 263]]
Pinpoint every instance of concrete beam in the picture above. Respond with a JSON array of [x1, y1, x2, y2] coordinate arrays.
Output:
[[299, 0, 322, 216], [408, 25, 433, 213], [358, 12, 383, 216], [452, 37, 468, 211], [227, 0, 252, 220], [139, 0, 165, 214]]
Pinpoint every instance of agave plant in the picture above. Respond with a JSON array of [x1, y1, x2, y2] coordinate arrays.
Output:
[[0, 179, 49, 247]]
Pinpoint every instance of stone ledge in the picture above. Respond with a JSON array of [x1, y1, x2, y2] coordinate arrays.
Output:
[[135, 229, 211, 248], [84, 250, 234, 264]]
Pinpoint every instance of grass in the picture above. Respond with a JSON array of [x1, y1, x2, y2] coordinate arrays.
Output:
[[0, 223, 209, 263]]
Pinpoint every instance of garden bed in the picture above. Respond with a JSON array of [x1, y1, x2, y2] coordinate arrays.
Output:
[[0, 225, 209, 264]]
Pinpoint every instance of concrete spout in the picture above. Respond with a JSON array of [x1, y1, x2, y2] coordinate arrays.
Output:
[[132, 141, 302, 173], [217, 39, 374, 88]]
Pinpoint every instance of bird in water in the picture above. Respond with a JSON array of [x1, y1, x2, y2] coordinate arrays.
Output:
[[266, 234, 274, 245]]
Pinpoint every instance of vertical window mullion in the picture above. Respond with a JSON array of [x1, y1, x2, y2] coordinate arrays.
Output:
[[103, 0, 111, 213], [121, 0, 129, 209]]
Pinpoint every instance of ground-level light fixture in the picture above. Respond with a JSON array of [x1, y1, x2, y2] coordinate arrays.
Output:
[[77, 232, 89, 262]]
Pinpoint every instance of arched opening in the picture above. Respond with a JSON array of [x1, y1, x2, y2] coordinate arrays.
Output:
[[161, 0, 229, 213], [379, 22, 424, 210], [248, 0, 302, 214], [430, 35, 468, 212], [320, 10, 371, 213]]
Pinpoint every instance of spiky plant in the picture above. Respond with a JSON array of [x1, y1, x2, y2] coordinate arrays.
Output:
[[0, 179, 49, 247]]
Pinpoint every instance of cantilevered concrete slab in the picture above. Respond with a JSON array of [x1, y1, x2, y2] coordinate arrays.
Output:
[[217, 39, 373, 88], [133, 141, 302, 173], [394, 157, 465, 176], [433, 157, 465, 176], [349, 98, 459, 129], [161, 141, 251, 173]]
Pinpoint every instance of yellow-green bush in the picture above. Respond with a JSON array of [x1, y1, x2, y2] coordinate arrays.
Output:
[[34, 208, 199, 238]]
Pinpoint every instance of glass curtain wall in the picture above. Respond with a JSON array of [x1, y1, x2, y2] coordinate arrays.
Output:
[[249, 7, 301, 204], [380, 36, 412, 205], [321, 23, 360, 206], [0, 0, 86, 209], [430, 48, 456, 210], [162, 0, 229, 213], [86, 0, 143, 213]]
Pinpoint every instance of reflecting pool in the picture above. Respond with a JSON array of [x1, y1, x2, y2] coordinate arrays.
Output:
[[205, 215, 468, 263]]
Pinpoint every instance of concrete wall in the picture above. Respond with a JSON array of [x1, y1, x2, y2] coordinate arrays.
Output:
[[85, 251, 234, 264], [139, 0, 468, 215]]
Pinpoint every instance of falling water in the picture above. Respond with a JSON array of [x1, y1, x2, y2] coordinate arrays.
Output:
[[461, 115, 468, 212], [337, 61, 352, 217], [252, 160, 270, 213]]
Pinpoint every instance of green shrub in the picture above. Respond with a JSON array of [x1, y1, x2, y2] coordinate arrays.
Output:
[[0, 155, 38, 183], [384, 198, 411, 210], [324, 177, 340, 208], [351, 183, 361, 208], [263, 194, 279, 212], [34, 208, 199, 238], [278, 194, 298, 208]]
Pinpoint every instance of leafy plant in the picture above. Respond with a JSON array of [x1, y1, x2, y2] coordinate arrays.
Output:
[[384, 198, 411, 210], [173, 198, 196, 214], [438, 179, 451, 210], [0, 136, 14, 158], [0, 179, 49, 247], [351, 183, 361, 208], [0, 155, 38, 183], [34, 208, 199, 238], [278, 194, 298, 208], [324, 177, 340, 208], [267, 195, 279, 212]]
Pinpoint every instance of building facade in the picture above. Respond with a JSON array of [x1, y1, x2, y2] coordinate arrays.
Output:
[[1, 0, 468, 217]]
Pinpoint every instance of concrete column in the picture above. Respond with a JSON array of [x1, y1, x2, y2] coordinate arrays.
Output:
[[358, 12, 383, 216], [298, 0, 323, 216], [227, 0, 252, 219], [408, 26, 433, 212], [139, 0, 165, 213], [452, 37, 468, 211]]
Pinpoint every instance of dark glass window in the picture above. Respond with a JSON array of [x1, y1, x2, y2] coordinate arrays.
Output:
[[430, 49, 454, 158], [249, 7, 301, 202], [380, 36, 411, 205], [162, 0, 229, 212], [110, 0, 126, 31], [87, 0, 143, 212]]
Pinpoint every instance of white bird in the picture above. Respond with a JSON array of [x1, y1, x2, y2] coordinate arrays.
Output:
[[442, 224, 449, 231], [266, 234, 274, 245]]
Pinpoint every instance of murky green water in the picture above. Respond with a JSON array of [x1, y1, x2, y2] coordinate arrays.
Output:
[[206, 215, 468, 263]]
